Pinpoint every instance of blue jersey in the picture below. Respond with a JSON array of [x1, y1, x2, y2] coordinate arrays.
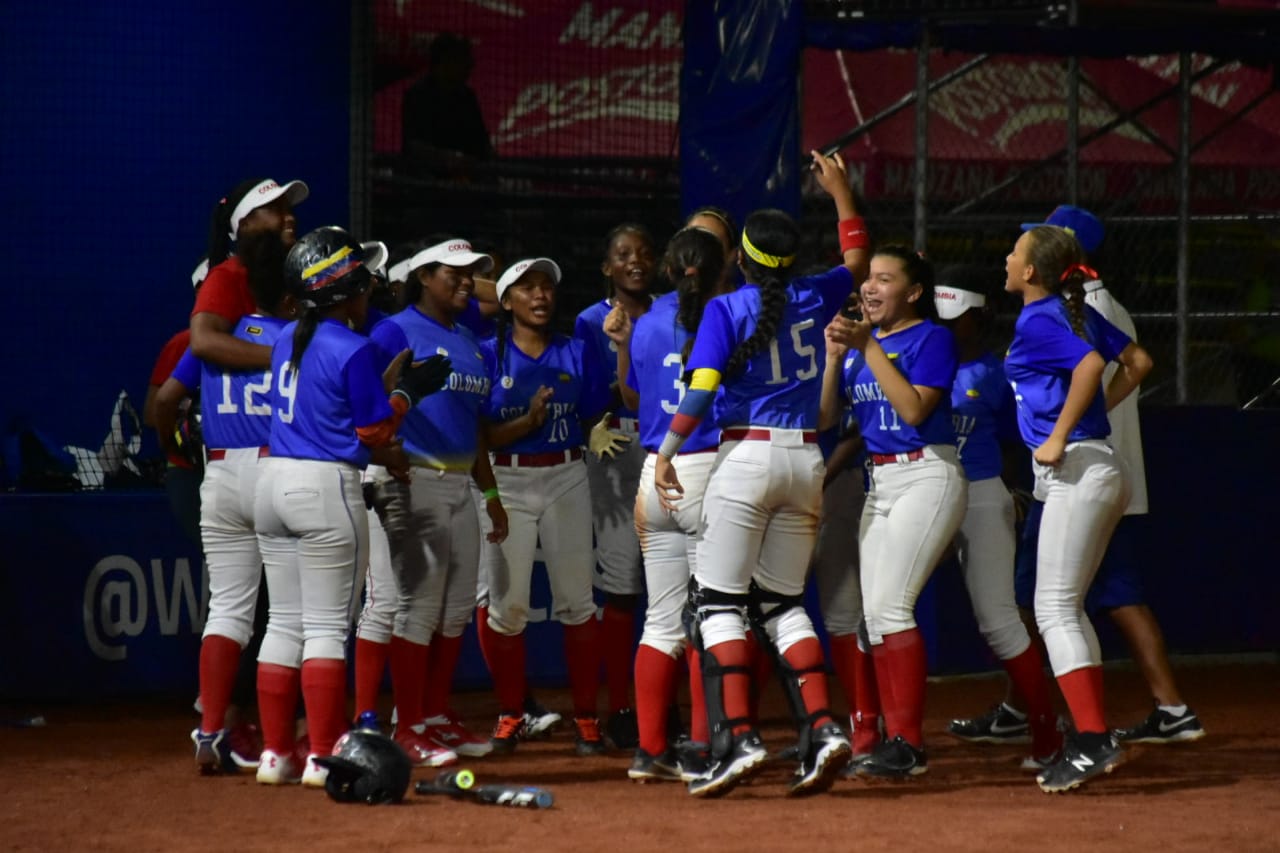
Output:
[[171, 348, 201, 390], [841, 320, 958, 455], [268, 318, 393, 468], [370, 307, 488, 470], [687, 265, 853, 429], [575, 299, 641, 422], [480, 333, 609, 454], [201, 315, 289, 450], [1005, 297, 1131, 448], [353, 305, 390, 337], [951, 352, 1017, 481], [626, 293, 720, 453], [457, 297, 496, 341]]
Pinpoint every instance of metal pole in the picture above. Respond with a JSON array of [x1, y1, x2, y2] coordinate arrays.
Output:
[[817, 54, 990, 156], [914, 28, 929, 253], [349, 0, 372, 239], [1067, 0, 1079, 203], [1177, 52, 1191, 404]]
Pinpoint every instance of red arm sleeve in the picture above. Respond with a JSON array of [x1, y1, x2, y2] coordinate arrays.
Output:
[[355, 395, 410, 447]]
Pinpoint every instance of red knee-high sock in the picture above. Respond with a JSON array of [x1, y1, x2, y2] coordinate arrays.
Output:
[[353, 638, 389, 721], [1003, 644, 1061, 756], [882, 629, 927, 748], [423, 633, 465, 719], [199, 634, 242, 734], [685, 647, 709, 745], [781, 637, 835, 729], [602, 603, 636, 713], [478, 616, 526, 713], [563, 619, 601, 718], [634, 644, 679, 756], [703, 639, 752, 736], [826, 633, 860, 721], [256, 662, 300, 755], [388, 636, 429, 729], [744, 632, 772, 726], [475, 606, 492, 671], [869, 642, 899, 741], [1057, 666, 1106, 734], [852, 642, 882, 754], [300, 658, 347, 757]]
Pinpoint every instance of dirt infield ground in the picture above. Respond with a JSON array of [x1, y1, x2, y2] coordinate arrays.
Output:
[[2, 658, 1276, 852]]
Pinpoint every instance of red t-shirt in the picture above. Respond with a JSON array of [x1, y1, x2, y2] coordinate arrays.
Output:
[[191, 256, 254, 324], [149, 329, 195, 469], [149, 329, 191, 387]]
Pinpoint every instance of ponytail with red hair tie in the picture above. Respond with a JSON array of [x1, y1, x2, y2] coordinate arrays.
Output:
[[1060, 263, 1098, 282]]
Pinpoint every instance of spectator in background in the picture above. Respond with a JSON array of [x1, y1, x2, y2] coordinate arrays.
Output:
[[402, 33, 492, 168]]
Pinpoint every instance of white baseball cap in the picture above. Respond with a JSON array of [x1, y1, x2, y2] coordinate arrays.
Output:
[[387, 258, 411, 283], [402, 238, 494, 279], [934, 286, 986, 320], [228, 178, 310, 239], [361, 241, 389, 278], [191, 257, 209, 289], [496, 257, 562, 302]]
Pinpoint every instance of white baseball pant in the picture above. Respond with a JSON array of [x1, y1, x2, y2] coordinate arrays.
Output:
[[355, 466, 394, 642], [199, 449, 266, 647], [1032, 440, 1130, 677], [955, 476, 1030, 660], [486, 459, 597, 635], [634, 450, 716, 657], [585, 423, 646, 596], [860, 445, 967, 644], [695, 430, 823, 655], [374, 469, 480, 643], [255, 457, 367, 665], [812, 465, 867, 639]]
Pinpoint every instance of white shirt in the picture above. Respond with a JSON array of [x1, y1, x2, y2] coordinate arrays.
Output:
[[1085, 279, 1148, 515]]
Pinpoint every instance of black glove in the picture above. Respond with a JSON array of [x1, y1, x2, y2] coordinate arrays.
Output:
[[392, 354, 452, 407]]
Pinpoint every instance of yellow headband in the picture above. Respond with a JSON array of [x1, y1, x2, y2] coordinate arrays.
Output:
[[741, 231, 794, 269]]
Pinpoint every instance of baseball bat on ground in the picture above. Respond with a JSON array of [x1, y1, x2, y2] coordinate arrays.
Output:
[[414, 770, 554, 808]]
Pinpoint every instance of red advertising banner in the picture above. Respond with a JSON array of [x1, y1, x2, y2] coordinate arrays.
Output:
[[375, 0, 682, 158]]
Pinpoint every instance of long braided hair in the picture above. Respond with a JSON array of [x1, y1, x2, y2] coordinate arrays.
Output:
[[205, 177, 268, 267], [663, 227, 726, 371], [724, 209, 800, 377], [1025, 225, 1091, 341]]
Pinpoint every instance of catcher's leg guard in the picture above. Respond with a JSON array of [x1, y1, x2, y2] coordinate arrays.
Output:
[[747, 581, 832, 760], [684, 579, 752, 761]]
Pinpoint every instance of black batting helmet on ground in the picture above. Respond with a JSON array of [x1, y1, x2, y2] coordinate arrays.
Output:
[[313, 729, 412, 805]]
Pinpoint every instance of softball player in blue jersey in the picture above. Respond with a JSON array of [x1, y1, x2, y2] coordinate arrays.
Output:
[[601, 226, 728, 781], [1003, 225, 1153, 793], [364, 238, 507, 766], [575, 223, 657, 749], [477, 257, 612, 756], [252, 227, 450, 788], [181, 299, 294, 774], [811, 409, 877, 761], [933, 266, 1061, 770], [822, 246, 967, 781], [655, 151, 868, 798]]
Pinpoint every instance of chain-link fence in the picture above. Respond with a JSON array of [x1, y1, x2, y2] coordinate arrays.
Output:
[[367, 0, 684, 325], [366, 4, 1280, 407], [801, 46, 1280, 407]]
